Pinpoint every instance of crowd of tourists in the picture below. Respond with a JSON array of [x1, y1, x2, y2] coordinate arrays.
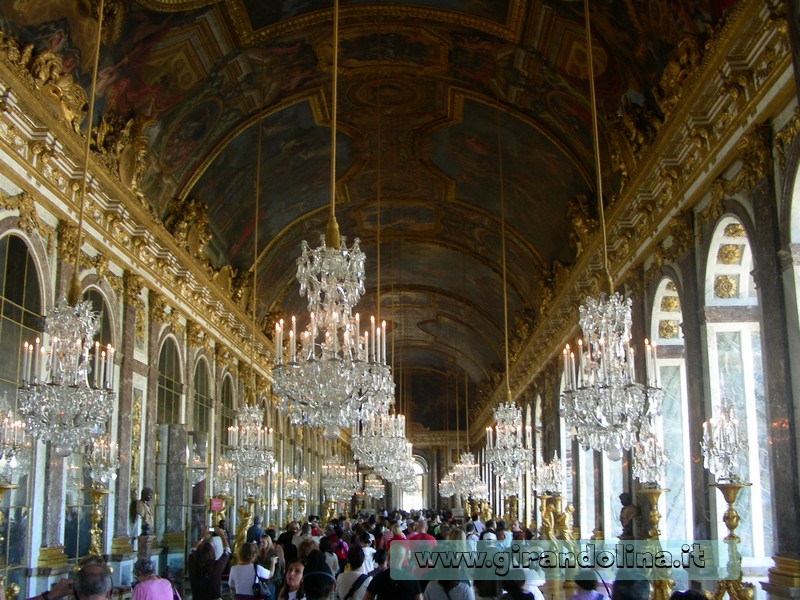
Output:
[[23, 510, 702, 600], [178, 509, 676, 600]]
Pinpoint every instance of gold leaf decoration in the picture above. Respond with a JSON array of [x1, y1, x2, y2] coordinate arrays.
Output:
[[660, 296, 680, 312], [717, 244, 744, 265], [658, 319, 680, 339], [714, 274, 739, 299]]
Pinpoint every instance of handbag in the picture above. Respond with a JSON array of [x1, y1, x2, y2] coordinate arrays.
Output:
[[252, 564, 272, 599]]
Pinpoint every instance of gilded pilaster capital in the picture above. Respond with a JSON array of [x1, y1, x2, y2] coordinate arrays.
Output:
[[149, 290, 168, 323], [123, 271, 144, 305], [56, 220, 79, 266]]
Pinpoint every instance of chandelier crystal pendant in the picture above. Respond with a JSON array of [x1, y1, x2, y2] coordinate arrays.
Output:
[[352, 411, 406, 468], [701, 396, 746, 482], [85, 432, 120, 487], [633, 415, 668, 486], [363, 474, 385, 500], [451, 451, 485, 499], [486, 402, 532, 481], [19, 299, 116, 457], [214, 459, 235, 496], [321, 454, 361, 503], [226, 403, 275, 487], [533, 451, 563, 494], [0, 392, 32, 484]]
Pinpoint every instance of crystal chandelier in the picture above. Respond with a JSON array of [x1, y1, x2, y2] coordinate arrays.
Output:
[[19, 301, 116, 458], [384, 441, 417, 494], [0, 392, 31, 485], [352, 411, 407, 468], [85, 433, 120, 487], [321, 454, 360, 503], [273, 308, 392, 440], [272, 0, 392, 440], [633, 416, 667, 486], [534, 452, 563, 494], [363, 474, 384, 500], [285, 473, 309, 502], [214, 459, 235, 496], [451, 451, 485, 499], [438, 470, 456, 498], [226, 403, 274, 487], [701, 396, 745, 482], [561, 310, 663, 453], [559, 3, 661, 455], [486, 402, 532, 481], [499, 476, 519, 500]]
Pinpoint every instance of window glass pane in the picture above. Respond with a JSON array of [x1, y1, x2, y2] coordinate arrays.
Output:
[[661, 365, 688, 541], [220, 377, 234, 449], [715, 330, 752, 555], [157, 339, 182, 425], [752, 332, 773, 556], [4, 237, 26, 307], [194, 361, 211, 434]]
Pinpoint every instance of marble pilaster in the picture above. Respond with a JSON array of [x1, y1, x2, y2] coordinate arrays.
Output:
[[748, 172, 800, 589], [676, 245, 713, 542], [113, 287, 137, 541]]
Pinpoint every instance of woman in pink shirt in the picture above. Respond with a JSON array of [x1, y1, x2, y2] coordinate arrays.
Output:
[[132, 558, 179, 600]]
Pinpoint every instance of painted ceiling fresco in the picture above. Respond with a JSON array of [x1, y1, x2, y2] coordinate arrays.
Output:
[[0, 0, 722, 432]]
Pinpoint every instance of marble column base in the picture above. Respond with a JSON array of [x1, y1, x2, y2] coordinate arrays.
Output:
[[761, 582, 800, 600], [764, 557, 800, 599]]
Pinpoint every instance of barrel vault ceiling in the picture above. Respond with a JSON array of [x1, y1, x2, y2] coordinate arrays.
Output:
[[0, 0, 724, 432]]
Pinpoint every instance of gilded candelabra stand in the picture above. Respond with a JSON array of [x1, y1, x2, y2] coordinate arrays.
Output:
[[537, 493, 555, 541], [285, 496, 294, 520], [82, 487, 110, 557], [638, 486, 674, 600], [323, 500, 335, 522], [502, 496, 519, 523], [711, 482, 754, 600]]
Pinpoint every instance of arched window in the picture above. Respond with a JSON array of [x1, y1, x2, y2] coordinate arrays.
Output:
[[193, 358, 212, 434], [651, 277, 692, 541], [401, 458, 426, 512], [0, 234, 40, 576], [704, 216, 772, 561], [157, 338, 182, 425], [219, 375, 235, 450]]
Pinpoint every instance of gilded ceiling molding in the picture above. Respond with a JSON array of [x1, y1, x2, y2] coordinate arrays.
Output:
[[567, 193, 598, 259], [776, 106, 800, 171], [228, 1, 525, 46], [0, 191, 54, 244], [0, 33, 86, 134], [93, 112, 151, 209], [136, 0, 218, 12], [0, 37, 275, 389], [163, 197, 213, 270]]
